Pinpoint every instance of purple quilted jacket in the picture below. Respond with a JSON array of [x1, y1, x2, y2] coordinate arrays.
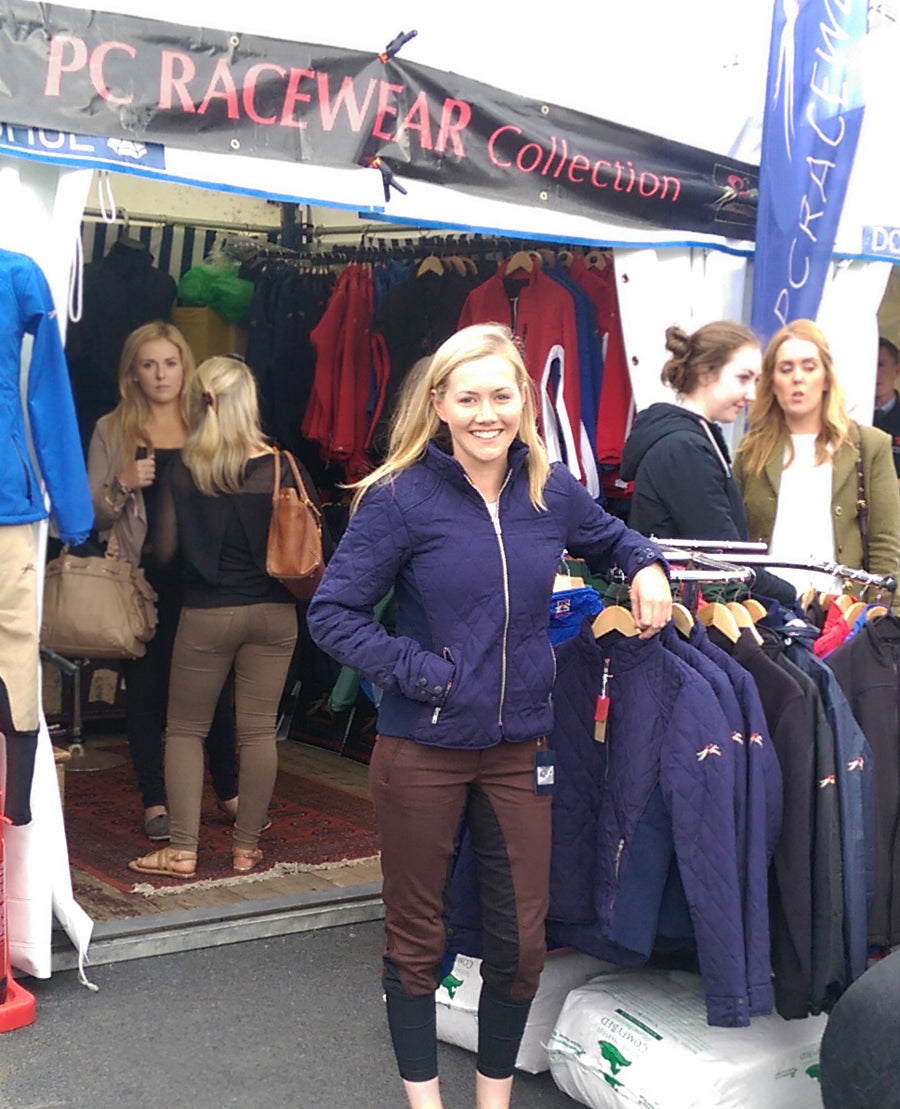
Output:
[[306, 439, 663, 748]]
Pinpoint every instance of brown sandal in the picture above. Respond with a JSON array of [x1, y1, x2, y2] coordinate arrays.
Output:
[[128, 847, 197, 879], [232, 847, 264, 873]]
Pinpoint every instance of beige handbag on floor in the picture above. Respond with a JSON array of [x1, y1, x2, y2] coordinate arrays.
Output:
[[40, 549, 158, 659]]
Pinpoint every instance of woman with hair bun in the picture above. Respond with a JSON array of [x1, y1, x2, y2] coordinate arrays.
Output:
[[620, 320, 797, 606]]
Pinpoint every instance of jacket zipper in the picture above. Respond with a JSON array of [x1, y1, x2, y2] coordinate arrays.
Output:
[[490, 472, 513, 734], [610, 838, 625, 910], [432, 647, 454, 725]]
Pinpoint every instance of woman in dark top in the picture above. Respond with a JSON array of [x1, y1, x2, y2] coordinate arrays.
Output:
[[129, 355, 319, 879], [620, 320, 797, 606], [87, 322, 238, 841]]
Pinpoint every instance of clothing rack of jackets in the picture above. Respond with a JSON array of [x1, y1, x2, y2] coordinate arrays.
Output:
[[657, 537, 898, 603], [445, 572, 784, 1028], [291, 243, 634, 497], [444, 543, 885, 1027]]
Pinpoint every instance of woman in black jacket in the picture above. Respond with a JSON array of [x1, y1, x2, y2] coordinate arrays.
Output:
[[620, 320, 796, 606]]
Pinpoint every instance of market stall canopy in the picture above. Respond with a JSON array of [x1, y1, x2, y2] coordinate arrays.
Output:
[[0, 0, 778, 251]]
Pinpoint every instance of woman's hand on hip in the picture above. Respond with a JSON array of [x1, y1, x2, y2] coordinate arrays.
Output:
[[629, 563, 672, 639]]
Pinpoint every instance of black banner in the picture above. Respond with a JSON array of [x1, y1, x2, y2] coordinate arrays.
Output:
[[0, 4, 758, 239]]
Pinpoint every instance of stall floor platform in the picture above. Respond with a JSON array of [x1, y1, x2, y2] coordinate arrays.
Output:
[[64, 738, 382, 924]]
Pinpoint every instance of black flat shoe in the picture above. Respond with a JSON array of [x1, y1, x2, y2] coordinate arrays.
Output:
[[143, 813, 171, 840]]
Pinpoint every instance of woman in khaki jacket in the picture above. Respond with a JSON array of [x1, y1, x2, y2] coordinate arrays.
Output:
[[733, 319, 900, 602], [87, 321, 238, 839]]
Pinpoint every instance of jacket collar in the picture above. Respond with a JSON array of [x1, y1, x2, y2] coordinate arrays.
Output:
[[424, 436, 529, 489], [761, 428, 859, 497]]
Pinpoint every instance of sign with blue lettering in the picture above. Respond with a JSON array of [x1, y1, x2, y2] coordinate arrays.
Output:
[[0, 123, 166, 171], [862, 226, 900, 260], [751, 0, 867, 342]]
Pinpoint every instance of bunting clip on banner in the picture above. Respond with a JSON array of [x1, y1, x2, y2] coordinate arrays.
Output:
[[751, 0, 867, 341], [0, 2, 757, 240]]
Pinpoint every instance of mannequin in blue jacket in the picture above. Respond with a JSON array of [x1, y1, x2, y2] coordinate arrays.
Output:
[[307, 322, 671, 1109], [0, 247, 92, 825]]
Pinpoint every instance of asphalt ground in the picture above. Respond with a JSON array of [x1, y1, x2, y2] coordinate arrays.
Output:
[[0, 919, 579, 1109]]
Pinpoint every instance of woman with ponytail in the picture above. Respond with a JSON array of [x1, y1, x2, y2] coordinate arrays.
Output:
[[128, 355, 325, 879]]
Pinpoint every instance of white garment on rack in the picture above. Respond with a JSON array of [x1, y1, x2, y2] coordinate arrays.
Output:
[[768, 434, 840, 595]]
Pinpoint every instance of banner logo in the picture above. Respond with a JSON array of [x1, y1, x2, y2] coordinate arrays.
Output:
[[751, 0, 867, 340]]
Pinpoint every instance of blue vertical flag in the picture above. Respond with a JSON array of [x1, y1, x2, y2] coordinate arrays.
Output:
[[751, 0, 867, 342]]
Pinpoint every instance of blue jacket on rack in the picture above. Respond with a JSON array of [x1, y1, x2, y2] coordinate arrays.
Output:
[[544, 621, 756, 1027], [0, 247, 91, 543]]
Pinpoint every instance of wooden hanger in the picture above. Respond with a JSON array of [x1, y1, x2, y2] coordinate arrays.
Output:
[[557, 249, 574, 269], [443, 255, 467, 276], [697, 602, 740, 644], [727, 602, 764, 645], [584, 249, 609, 271], [866, 604, 890, 622], [741, 597, 767, 623], [832, 593, 855, 615], [505, 250, 534, 275], [592, 605, 640, 639], [416, 254, 444, 277], [800, 587, 818, 612], [460, 256, 478, 276], [672, 602, 694, 638], [842, 600, 866, 627]]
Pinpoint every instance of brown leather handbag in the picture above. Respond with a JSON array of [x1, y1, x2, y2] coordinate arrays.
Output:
[[266, 450, 325, 600]]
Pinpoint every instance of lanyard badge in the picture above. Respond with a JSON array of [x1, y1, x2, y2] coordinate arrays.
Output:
[[534, 740, 555, 795]]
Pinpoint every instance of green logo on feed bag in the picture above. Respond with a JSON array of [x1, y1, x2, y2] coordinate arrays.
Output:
[[599, 1040, 632, 1076], [440, 972, 464, 1000], [806, 1063, 821, 1082]]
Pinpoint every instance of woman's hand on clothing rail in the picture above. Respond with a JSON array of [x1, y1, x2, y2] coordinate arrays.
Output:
[[629, 562, 672, 639]]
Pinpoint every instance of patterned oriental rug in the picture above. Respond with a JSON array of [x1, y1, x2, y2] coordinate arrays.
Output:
[[63, 749, 380, 894]]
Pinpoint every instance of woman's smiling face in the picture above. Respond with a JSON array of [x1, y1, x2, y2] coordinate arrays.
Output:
[[431, 354, 525, 479]]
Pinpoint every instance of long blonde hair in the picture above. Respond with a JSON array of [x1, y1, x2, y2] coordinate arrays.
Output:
[[351, 323, 551, 511], [736, 318, 853, 474], [182, 356, 270, 495], [106, 321, 195, 461]]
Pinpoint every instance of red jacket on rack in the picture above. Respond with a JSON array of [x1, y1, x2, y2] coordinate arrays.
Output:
[[458, 262, 585, 484], [568, 254, 634, 470], [303, 264, 375, 481]]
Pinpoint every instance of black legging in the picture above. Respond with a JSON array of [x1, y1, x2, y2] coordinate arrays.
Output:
[[122, 582, 237, 809]]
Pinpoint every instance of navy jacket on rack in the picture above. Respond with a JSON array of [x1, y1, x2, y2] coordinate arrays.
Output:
[[721, 627, 817, 1020], [825, 613, 900, 949], [546, 620, 755, 1028], [691, 622, 783, 1017], [784, 639, 874, 987], [760, 628, 847, 1014], [658, 622, 774, 1016]]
